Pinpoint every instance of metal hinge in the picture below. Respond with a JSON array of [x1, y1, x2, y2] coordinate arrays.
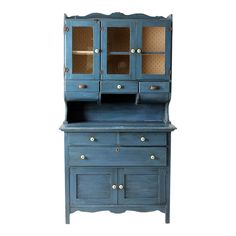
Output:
[[64, 25, 69, 32], [64, 67, 69, 73], [100, 27, 105, 31], [168, 27, 173, 32], [99, 70, 103, 74]]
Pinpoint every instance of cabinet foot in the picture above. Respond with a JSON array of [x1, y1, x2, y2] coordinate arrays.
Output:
[[165, 206, 170, 223], [66, 212, 70, 224]]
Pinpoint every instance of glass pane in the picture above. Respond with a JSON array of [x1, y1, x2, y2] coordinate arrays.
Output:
[[142, 54, 165, 74], [108, 27, 130, 52], [142, 27, 165, 52], [72, 27, 93, 74], [107, 55, 129, 74], [72, 55, 93, 74]]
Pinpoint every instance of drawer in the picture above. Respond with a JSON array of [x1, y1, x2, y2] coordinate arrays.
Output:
[[65, 80, 99, 92], [69, 147, 167, 166], [101, 81, 138, 94], [65, 80, 99, 101], [68, 133, 117, 146], [139, 82, 170, 103], [65, 92, 98, 101], [139, 82, 169, 93], [119, 132, 167, 146]]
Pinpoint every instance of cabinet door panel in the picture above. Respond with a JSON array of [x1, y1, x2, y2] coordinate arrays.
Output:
[[70, 167, 117, 206], [65, 20, 100, 80], [101, 21, 135, 80], [118, 168, 166, 205], [136, 20, 171, 80]]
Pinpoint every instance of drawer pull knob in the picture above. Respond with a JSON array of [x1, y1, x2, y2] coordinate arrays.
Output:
[[94, 48, 100, 54], [78, 84, 87, 89], [80, 155, 86, 160], [112, 184, 117, 190], [140, 137, 146, 142], [117, 84, 123, 90], [130, 48, 135, 54], [119, 185, 124, 190], [137, 48, 142, 54], [150, 155, 156, 160], [90, 137, 95, 142], [149, 85, 160, 90]]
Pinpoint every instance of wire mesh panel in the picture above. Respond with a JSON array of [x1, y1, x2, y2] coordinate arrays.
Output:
[[142, 27, 165, 52], [142, 54, 165, 74], [142, 26, 166, 75]]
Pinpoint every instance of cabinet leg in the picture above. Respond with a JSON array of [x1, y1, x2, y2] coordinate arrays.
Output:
[[165, 206, 170, 224], [66, 209, 70, 224]]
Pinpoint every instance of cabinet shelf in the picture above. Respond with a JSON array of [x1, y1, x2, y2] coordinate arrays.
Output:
[[72, 50, 94, 55], [142, 52, 165, 55], [108, 52, 129, 55]]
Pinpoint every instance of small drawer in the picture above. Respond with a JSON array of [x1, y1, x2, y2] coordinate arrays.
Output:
[[119, 132, 167, 146], [68, 133, 117, 146], [69, 147, 167, 166], [101, 81, 138, 94], [139, 82, 169, 93], [139, 82, 170, 103], [65, 80, 99, 92], [65, 80, 99, 101]]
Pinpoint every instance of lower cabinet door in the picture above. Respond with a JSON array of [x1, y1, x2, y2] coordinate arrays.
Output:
[[118, 167, 166, 205], [70, 167, 117, 206]]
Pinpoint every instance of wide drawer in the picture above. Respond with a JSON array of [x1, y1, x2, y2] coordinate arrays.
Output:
[[101, 81, 138, 94], [68, 132, 117, 146], [119, 132, 167, 146], [69, 147, 167, 166]]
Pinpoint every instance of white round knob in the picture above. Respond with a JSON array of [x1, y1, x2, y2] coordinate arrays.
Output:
[[80, 155, 85, 160], [117, 84, 122, 90], [94, 49, 99, 53], [130, 48, 135, 53], [140, 137, 146, 142], [119, 185, 124, 190], [112, 185, 117, 190], [90, 137, 95, 142], [137, 48, 142, 54], [150, 155, 156, 160]]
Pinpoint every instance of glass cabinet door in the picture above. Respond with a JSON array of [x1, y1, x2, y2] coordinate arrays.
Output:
[[101, 21, 135, 80], [64, 20, 100, 79], [136, 21, 171, 80]]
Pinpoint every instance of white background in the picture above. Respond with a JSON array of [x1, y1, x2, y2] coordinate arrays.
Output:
[[0, 0, 236, 235]]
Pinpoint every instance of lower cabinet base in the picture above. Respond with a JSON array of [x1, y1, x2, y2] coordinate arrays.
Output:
[[66, 205, 170, 224]]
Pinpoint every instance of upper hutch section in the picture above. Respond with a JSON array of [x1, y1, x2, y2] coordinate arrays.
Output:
[[64, 13, 172, 80]]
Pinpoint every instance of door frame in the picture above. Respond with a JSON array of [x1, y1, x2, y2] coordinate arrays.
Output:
[[101, 20, 135, 80], [64, 19, 100, 80], [136, 20, 171, 80]]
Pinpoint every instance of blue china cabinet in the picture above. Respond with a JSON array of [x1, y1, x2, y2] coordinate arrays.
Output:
[[60, 13, 176, 224]]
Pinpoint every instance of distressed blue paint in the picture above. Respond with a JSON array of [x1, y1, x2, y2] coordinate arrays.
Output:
[[61, 13, 175, 224]]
